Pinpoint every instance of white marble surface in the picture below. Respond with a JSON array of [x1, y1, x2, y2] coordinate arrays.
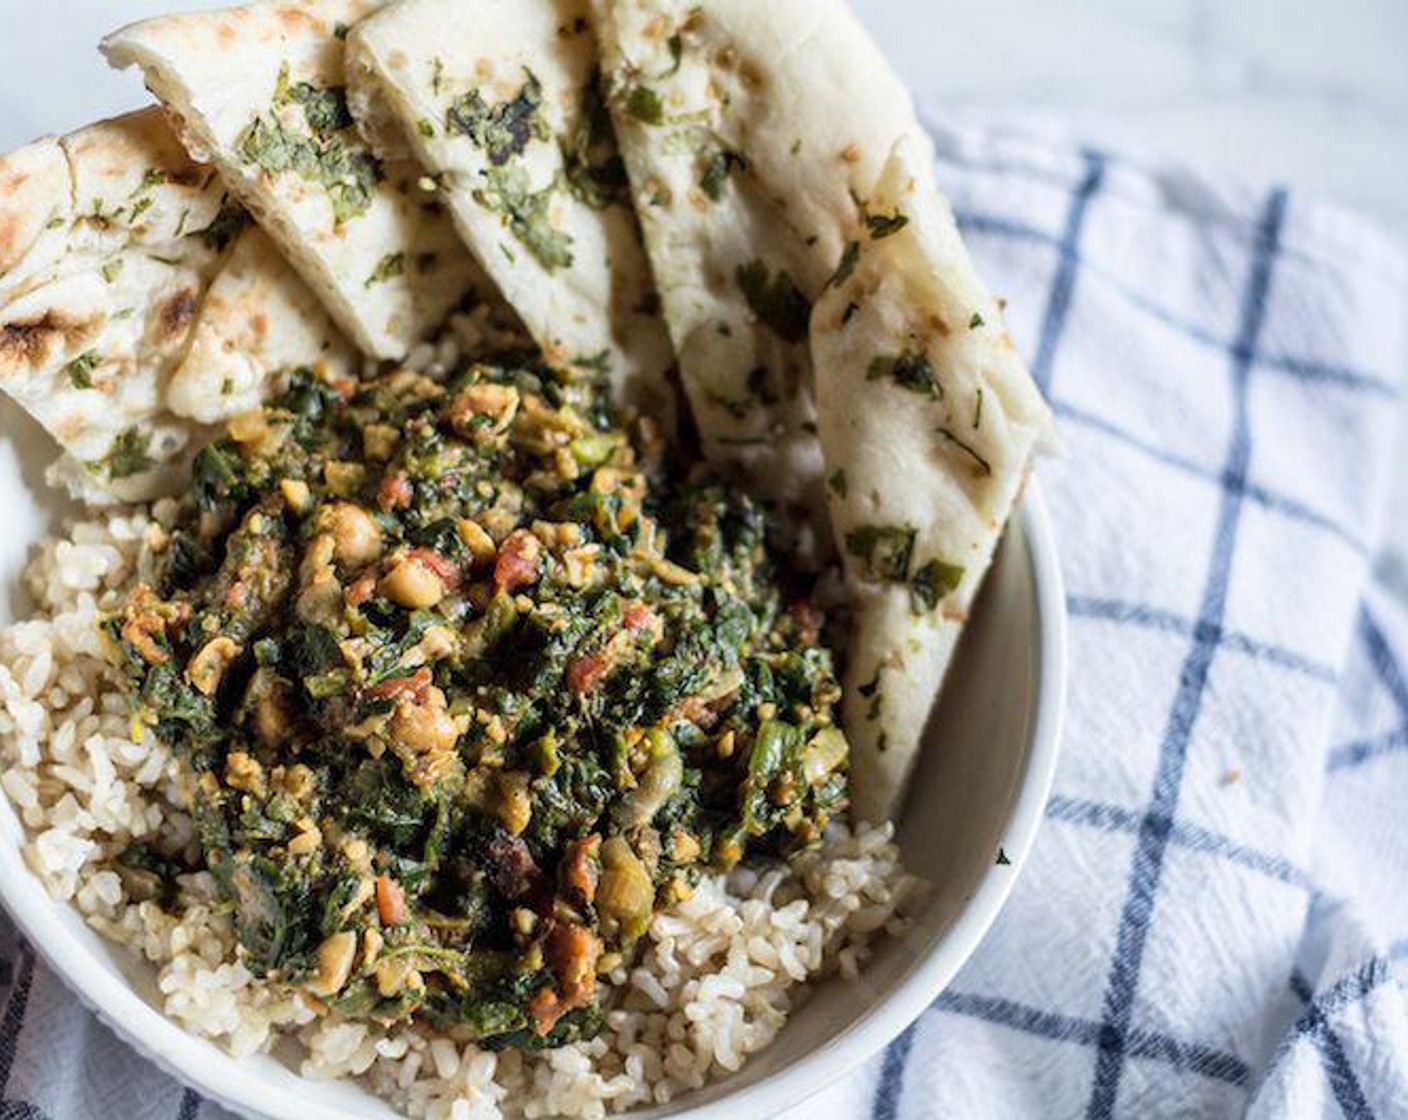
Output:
[[0, 0, 1405, 557]]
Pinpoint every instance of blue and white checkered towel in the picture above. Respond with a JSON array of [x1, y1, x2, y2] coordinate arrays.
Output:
[[2, 121, 1408, 1120]]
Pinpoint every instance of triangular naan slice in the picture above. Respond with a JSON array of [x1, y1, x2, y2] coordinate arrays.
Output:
[[812, 137, 1057, 823], [102, 0, 492, 361], [0, 110, 352, 502], [589, 0, 918, 527], [167, 223, 356, 422], [346, 0, 676, 426]]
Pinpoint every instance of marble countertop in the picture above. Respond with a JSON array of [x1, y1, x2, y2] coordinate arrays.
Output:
[[1, 0, 1405, 560]]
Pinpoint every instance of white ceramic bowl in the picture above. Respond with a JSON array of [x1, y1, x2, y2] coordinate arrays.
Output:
[[0, 398, 1066, 1119]]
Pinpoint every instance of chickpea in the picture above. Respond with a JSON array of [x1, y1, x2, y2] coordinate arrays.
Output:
[[223, 750, 265, 795], [324, 461, 367, 498], [456, 518, 498, 567], [380, 555, 445, 609], [287, 823, 322, 856], [362, 423, 400, 461], [389, 685, 459, 755], [278, 478, 312, 514], [317, 502, 383, 568], [296, 534, 342, 625], [309, 931, 357, 996], [448, 382, 520, 442], [362, 927, 384, 966], [186, 636, 241, 696], [227, 409, 270, 445], [405, 625, 457, 667], [375, 954, 413, 997], [254, 683, 291, 748], [494, 771, 532, 836]]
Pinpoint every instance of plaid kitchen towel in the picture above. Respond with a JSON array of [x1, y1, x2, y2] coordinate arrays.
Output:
[[3, 120, 1408, 1119]]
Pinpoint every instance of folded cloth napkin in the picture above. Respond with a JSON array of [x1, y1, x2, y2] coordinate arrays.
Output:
[[1, 121, 1407, 1120]]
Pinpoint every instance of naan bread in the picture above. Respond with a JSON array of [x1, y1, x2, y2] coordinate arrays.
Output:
[[167, 223, 356, 423], [0, 109, 352, 502], [589, 0, 918, 528], [812, 138, 1057, 823], [0, 112, 220, 501], [103, 0, 491, 361], [347, 0, 676, 426]]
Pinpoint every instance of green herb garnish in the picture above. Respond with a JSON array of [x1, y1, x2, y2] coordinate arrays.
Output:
[[446, 71, 549, 166], [844, 524, 917, 583], [937, 427, 993, 476], [624, 86, 665, 125], [94, 427, 154, 481], [196, 200, 250, 252], [473, 166, 574, 270], [700, 149, 747, 201], [366, 252, 405, 288], [866, 210, 908, 239], [64, 350, 101, 389], [236, 72, 381, 226], [867, 351, 940, 398], [909, 559, 964, 614], [736, 260, 811, 343]]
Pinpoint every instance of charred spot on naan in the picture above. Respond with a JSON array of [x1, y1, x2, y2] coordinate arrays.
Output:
[[154, 287, 200, 343], [0, 310, 99, 374]]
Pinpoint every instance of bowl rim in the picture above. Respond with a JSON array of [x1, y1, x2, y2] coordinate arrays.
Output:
[[0, 480, 1066, 1120]]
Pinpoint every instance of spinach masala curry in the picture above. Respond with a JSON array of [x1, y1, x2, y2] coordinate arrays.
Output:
[[107, 358, 850, 1048]]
